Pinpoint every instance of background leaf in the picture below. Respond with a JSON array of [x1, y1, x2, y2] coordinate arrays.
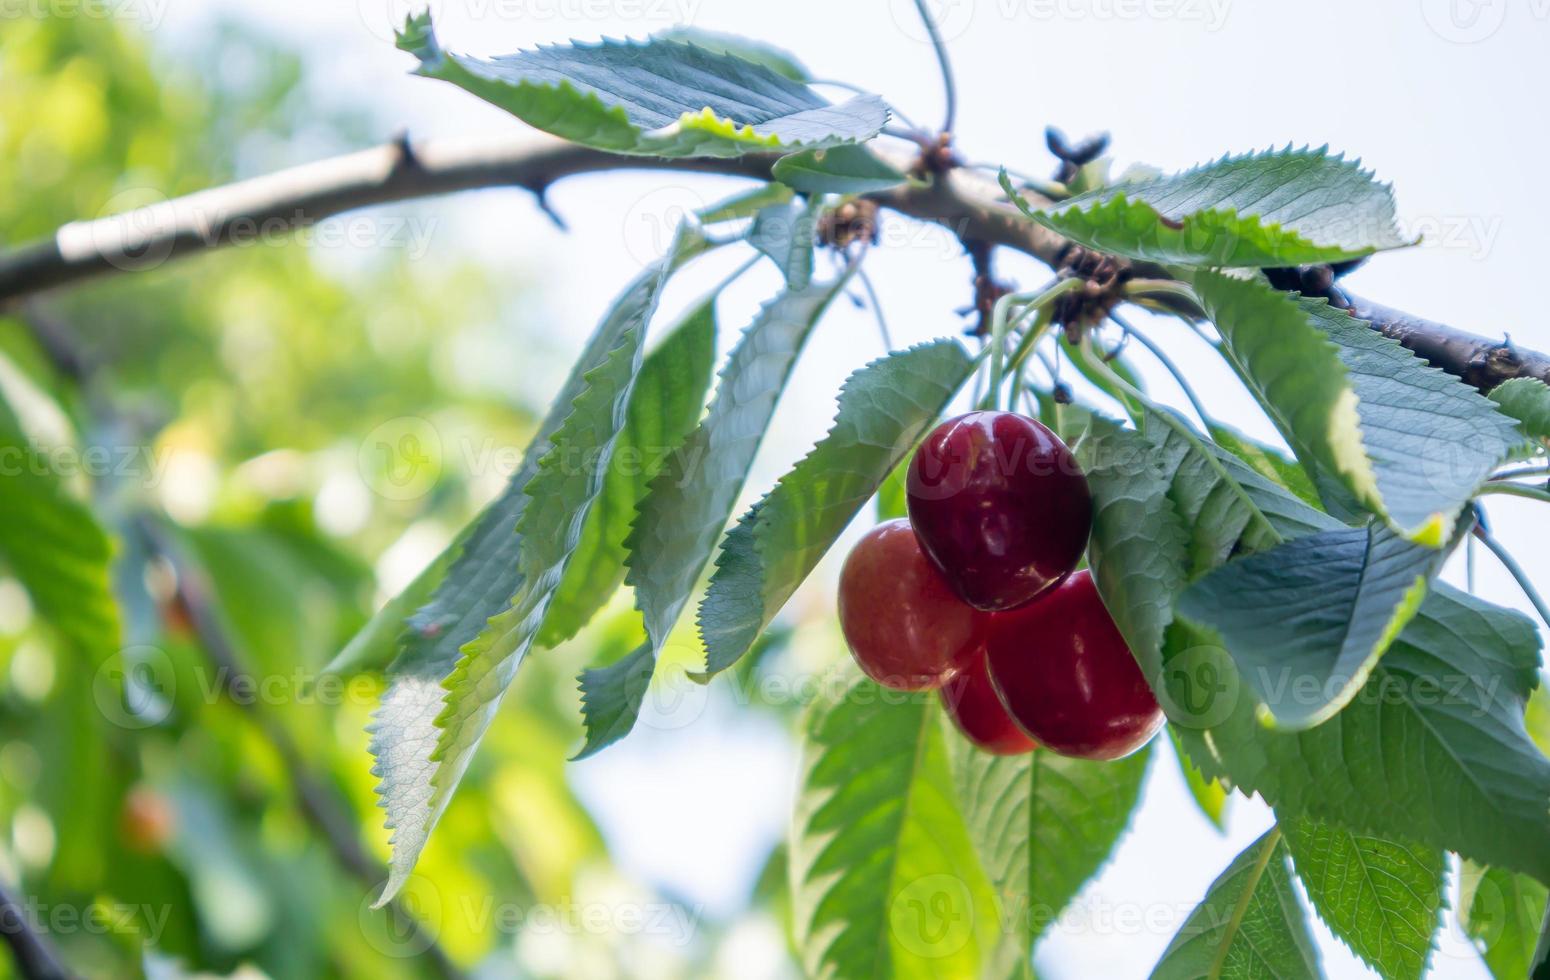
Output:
[[791, 673, 999, 980], [698, 339, 975, 675], [1022, 147, 1409, 267], [949, 736, 1152, 960], [398, 13, 887, 157], [1151, 829, 1319, 980], [1282, 820, 1444, 980], [1459, 862, 1548, 979], [0, 413, 119, 660]]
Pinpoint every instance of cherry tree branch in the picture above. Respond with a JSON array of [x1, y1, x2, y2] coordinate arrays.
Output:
[[0, 134, 1545, 391], [0, 879, 74, 980]]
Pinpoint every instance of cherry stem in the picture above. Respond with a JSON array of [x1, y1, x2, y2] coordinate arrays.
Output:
[[856, 265, 893, 352], [1473, 522, 1550, 631], [1477, 482, 1550, 505], [1491, 463, 1550, 482], [1124, 277, 1203, 309], [911, 0, 958, 135], [985, 278, 1084, 409], [1109, 312, 1216, 430]]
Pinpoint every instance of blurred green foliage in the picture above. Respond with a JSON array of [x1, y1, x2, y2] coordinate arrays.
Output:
[[0, 14, 793, 978]]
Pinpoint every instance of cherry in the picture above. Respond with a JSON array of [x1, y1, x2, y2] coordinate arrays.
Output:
[[906, 411, 1092, 612], [941, 649, 1038, 755], [120, 785, 176, 854], [985, 570, 1162, 760], [838, 519, 984, 690]]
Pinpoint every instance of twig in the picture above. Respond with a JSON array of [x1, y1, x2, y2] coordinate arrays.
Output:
[[1473, 522, 1550, 632], [0, 136, 1546, 393], [0, 878, 75, 980], [911, 0, 958, 135]]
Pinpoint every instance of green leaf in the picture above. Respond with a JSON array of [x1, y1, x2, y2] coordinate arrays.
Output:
[[1460, 862, 1548, 980], [1151, 829, 1320, 980], [398, 13, 886, 158], [1488, 377, 1550, 442], [370, 227, 703, 902], [698, 339, 976, 675], [772, 144, 909, 195], [1196, 271, 1519, 545], [750, 199, 819, 289], [324, 535, 460, 676], [948, 734, 1152, 957], [538, 298, 718, 647], [791, 673, 999, 980], [1078, 418, 1193, 685], [1207, 424, 1321, 509], [0, 417, 119, 660], [575, 273, 843, 758], [1177, 521, 1443, 730], [1173, 584, 1550, 885], [1170, 728, 1229, 832], [651, 26, 810, 81], [697, 183, 795, 224], [1282, 820, 1444, 980], [1088, 404, 1550, 885], [1019, 147, 1410, 267]]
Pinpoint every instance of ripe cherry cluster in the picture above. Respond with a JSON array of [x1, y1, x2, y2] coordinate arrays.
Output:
[[839, 412, 1163, 760]]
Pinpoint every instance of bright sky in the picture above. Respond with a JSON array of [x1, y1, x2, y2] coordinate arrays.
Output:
[[136, 0, 1550, 975]]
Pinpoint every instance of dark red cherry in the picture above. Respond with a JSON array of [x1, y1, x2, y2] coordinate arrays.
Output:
[[838, 519, 984, 690], [906, 411, 1092, 611], [985, 570, 1162, 760], [941, 650, 1038, 755]]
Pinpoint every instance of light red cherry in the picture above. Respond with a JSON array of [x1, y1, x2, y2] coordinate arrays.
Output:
[[985, 570, 1162, 760], [906, 411, 1092, 611], [838, 519, 984, 690]]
